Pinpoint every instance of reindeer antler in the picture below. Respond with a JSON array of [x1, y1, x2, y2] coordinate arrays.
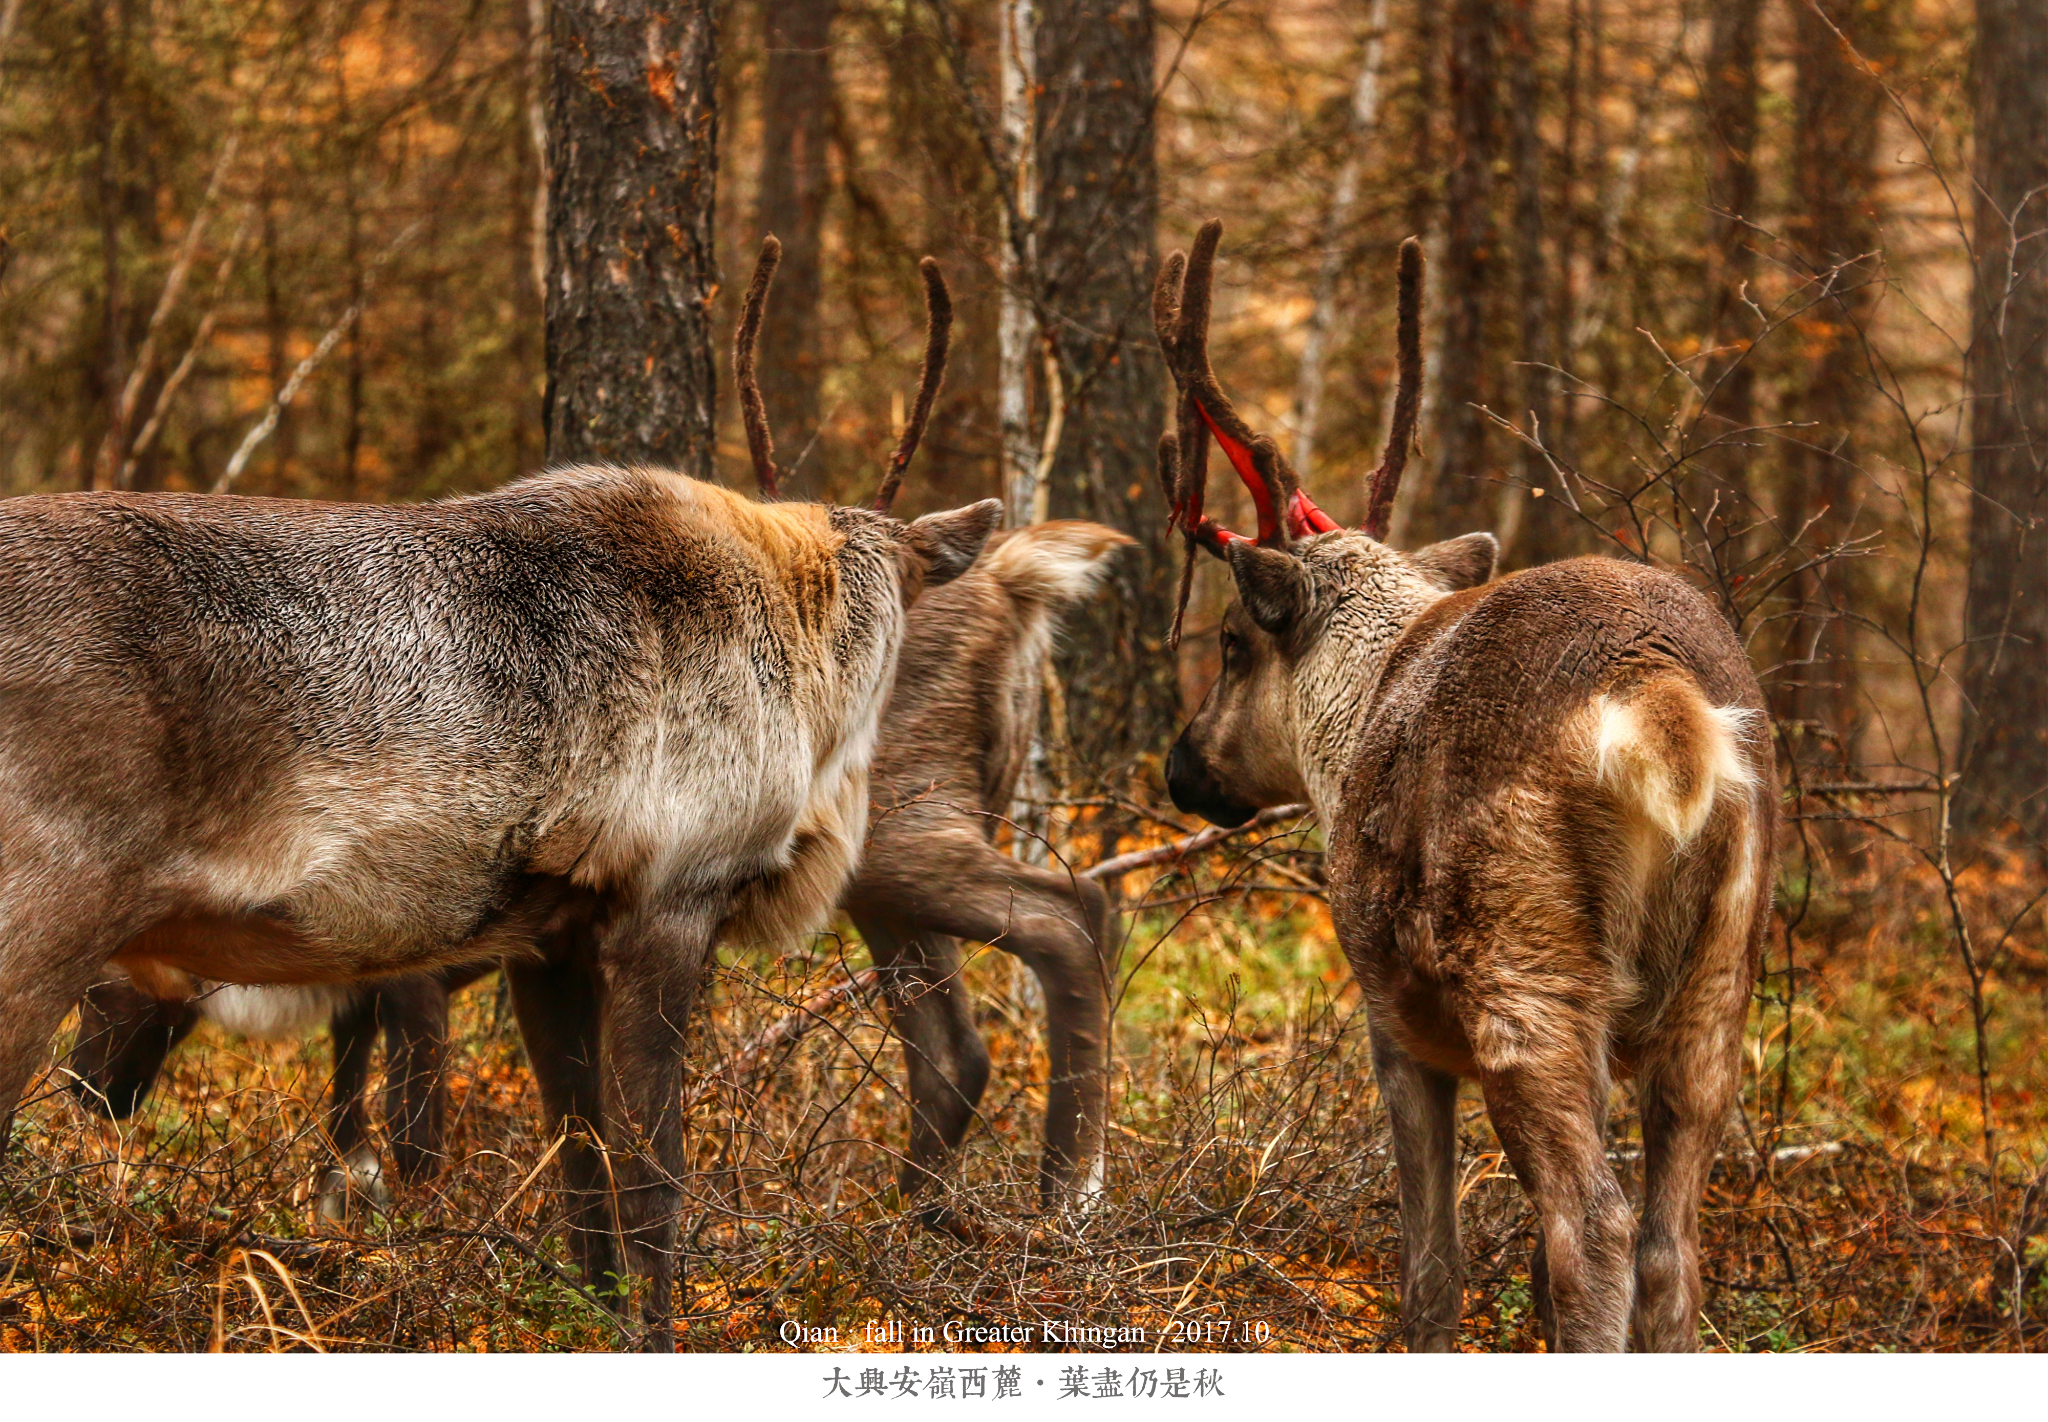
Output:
[[735, 236, 783, 499], [1153, 226, 1430, 644], [1361, 236, 1425, 542], [870, 257, 953, 514]]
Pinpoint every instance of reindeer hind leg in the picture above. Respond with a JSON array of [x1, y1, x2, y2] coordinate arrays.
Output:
[[318, 991, 386, 1220], [855, 915, 991, 1202], [377, 974, 453, 1187], [1479, 1036, 1635, 1352], [1370, 1020, 1465, 1352]]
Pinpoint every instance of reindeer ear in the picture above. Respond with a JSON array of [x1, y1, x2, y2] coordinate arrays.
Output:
[[1406, 532, 1498, 591], [1227, 542, 1313, 635], [903, 499, 1003, 586]]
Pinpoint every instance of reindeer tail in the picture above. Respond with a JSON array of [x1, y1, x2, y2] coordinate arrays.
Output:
[[1591, 674, 1766, 848], [975, 520, 1133, 613]]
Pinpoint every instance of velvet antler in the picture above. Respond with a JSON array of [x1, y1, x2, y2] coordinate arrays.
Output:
[[870, 257, 953, 514], [735, 236, 783, 499], [1360, 236, 1425, 542], [1155, 222, 1343, 554]]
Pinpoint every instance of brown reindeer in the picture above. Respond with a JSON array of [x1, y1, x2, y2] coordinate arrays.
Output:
[[1153, 222, 1776, 1351], [50, 240, 1122, 1291], [0, 238, 1000, 1349], [736, 239, 1131, 1207], [61, 507, 1129, 1223]]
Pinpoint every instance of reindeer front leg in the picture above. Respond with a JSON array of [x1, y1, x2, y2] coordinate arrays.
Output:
[[508, 942, 619, 1300], [598, 900, 719, 1353], [1370, 1020, 1465, 1351]]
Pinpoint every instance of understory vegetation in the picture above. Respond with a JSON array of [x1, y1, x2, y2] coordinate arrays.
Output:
[[5, 814, 2043, 1352]]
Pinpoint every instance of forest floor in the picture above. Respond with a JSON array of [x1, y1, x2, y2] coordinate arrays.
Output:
[[3, 822, 2044, 1353]]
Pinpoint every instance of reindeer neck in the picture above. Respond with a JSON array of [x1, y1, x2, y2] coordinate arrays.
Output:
[[1290, 577, 1447, 821]]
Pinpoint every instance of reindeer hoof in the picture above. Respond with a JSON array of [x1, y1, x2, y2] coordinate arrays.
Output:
[[316, 1147, 391, 1222]]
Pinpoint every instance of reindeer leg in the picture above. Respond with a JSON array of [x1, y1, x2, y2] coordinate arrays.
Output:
[[1632, 970, 1749, 1349], [855, 915, 990, 1201], [318, 991, 386, 1220], [64, 980, 198, 1120], [599, 902, 719, 1353], [1480, 1041, 1635, 1352], [0, 896, 145, 1171], [1370, 1020, 1464, 1351], [377, 974, 452, 1188], [935, 860, 1115, 1207], [508, 948, 618, 1299]]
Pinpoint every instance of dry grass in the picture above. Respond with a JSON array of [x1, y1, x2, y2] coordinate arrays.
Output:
[[2, 820, 2044, 1352]]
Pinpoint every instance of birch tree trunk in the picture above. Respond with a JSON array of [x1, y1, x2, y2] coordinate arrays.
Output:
[[1293, 0, 1390, 486], [998, 0, 1041, 528], [543, 0, 718, 472]]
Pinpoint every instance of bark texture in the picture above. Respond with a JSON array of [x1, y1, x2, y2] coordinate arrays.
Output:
[[1691, 0, 1762, 572], [1499, 0, 1557, 567], [1424, 0, 1501, 545], [1036, 0, 1173, 772], [1961, 0, 2048, 843], [544, 0, 718, 473], [1779, 0, 1894, 759], [754, 0, 836, 489]]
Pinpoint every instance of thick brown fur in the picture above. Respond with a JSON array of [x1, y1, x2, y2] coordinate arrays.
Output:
[[1157, 224, 1775, 1353], [846, 520, 1132, 1206], [63, 521, 1133, 1222], [0, 465, 1002, 1349], [1170, 535, 1775, 1354]]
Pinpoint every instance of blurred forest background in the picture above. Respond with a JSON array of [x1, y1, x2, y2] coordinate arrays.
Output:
[[4, 0, 2048, 1350]]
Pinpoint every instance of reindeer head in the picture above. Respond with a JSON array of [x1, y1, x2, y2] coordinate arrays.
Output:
[[733, 237, 1001, 603], [1155, 222, 1498, 826]]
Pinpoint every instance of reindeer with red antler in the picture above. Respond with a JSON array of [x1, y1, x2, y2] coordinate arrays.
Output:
[[1155, 221, 1776, 1351]]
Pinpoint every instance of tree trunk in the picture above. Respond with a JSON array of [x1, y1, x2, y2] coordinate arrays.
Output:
[[1036, 0, 1171, 775], [85, 0, 124, 492], [1780, 0, 1894, 769], [544, 0, 718, 473], [1433, 0, 1500, 542], [998, 0, 1040, 527], [1693, 0, 1761, 572], [1961, 0, 2048, 845], [1495, 0, 1555, 567], [754, 0, 836, 491], [1293, 0, 1391, 487]]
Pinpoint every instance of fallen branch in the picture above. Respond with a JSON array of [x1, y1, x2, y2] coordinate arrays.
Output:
[[1082, 803, 1313, 882]]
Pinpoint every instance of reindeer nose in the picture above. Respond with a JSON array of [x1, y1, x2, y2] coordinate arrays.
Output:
[[1166, 736, 1256, 829]]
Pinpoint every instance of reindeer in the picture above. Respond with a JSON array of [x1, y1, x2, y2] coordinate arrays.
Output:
[[735, 240, 1131, 1207], [0, 237, 1000, 1349], [64, 505, 1130, 1224], [1151, 221, 1776, 1351]]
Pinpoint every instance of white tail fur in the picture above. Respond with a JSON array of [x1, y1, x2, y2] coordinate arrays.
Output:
[[1593, 679, 1762, 846]]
